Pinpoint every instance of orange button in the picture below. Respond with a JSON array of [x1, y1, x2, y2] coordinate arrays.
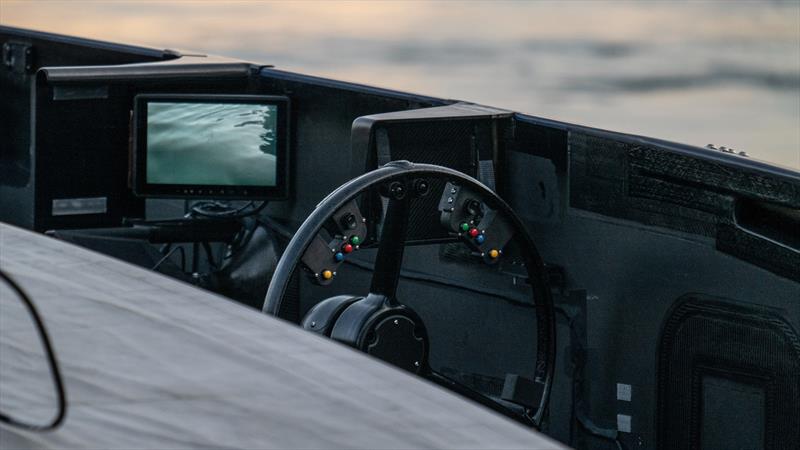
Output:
[[488, 249, 500, 259], [321, 270, 333, 280]]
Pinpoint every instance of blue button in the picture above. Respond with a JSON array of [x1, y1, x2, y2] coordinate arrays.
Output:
[[475, 234, 486, 244], [334, 252, 345, 262]]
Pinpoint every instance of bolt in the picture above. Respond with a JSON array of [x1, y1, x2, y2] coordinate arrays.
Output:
[[310, 321, 316, 328], [447, 197, 453, 204], [413, 179, 430, 197], [414, 361, 420, 367], [393, 319, 399, 325], [388, 181, 406, 200]]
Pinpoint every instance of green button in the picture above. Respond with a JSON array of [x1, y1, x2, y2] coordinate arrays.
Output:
[[350, 235, 361, 245], [460, 223, 469, 232]]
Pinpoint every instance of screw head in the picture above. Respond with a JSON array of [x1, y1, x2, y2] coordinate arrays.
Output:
[[413, 179, 430, 197], [388, 181, 406, 200]]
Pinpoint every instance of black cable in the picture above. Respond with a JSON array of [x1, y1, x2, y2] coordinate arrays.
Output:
[[0, 269, 67, 431], [201, 242, 217, 269], [190, 200, 250, 217], [221, 217, 261, 263], [260, 216, 294, 241], [189, 201, 267, 220], [192, 242, 200, 274], [152, 245, 186, 272], [556, 302, 624, 450]]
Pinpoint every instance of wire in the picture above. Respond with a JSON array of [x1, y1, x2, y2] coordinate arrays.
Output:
[[556, 299, 624, 450], [152, 245, 186, 271], [201, 242, 217, 269], [189, 201, 268, 220], [260, 216, 294, 241], [0, 269, 67, 431]]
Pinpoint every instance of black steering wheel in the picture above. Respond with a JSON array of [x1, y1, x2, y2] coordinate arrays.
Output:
[[263, 161, 555, 427]]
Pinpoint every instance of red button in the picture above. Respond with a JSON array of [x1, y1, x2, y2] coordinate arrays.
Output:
[[468, 228, 479, 238], [342, 243, 354, 254]]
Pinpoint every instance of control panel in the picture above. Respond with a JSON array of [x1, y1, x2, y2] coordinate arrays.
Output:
[[438, 182, 514, 264], [301, 200, 368, 285]]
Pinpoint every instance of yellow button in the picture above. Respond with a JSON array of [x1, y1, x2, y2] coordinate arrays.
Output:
[[321, 270, 333, 280], [488, 249, 500, 259]]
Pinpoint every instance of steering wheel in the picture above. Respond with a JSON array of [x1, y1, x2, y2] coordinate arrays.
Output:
[[263, 161, 555, 427]]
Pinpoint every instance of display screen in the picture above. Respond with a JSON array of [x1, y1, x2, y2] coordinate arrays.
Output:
[[133, 95, 289, 199], [147, 102, 277, 186]]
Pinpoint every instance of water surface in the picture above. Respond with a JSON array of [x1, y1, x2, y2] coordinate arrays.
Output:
[[146, 102, 277, 186], [2, 1, 798, 168]]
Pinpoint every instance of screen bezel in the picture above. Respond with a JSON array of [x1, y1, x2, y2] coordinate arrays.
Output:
[[132, 94, 290, 200]]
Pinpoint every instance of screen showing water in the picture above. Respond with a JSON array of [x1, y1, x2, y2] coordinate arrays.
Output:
[[146, 102, 278, 187]]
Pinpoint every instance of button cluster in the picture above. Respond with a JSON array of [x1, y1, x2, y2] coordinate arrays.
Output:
[[459, 222, 501, 262], [461, 223, 487, 244], [320, 234, 364, 281]]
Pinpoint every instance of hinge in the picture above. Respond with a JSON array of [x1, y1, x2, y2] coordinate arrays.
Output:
[[2, 42, 34, 74]]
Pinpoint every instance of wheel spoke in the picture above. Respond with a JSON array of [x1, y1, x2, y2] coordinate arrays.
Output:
[[369, 185, 410, 300]]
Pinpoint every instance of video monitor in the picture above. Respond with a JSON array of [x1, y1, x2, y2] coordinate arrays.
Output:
[[133, 94, 289, 199]]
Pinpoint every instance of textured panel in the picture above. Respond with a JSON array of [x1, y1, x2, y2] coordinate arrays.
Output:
[[656, 295, 800, 450], [379, 120, 483, 242], [569, 132, 800, 280]]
